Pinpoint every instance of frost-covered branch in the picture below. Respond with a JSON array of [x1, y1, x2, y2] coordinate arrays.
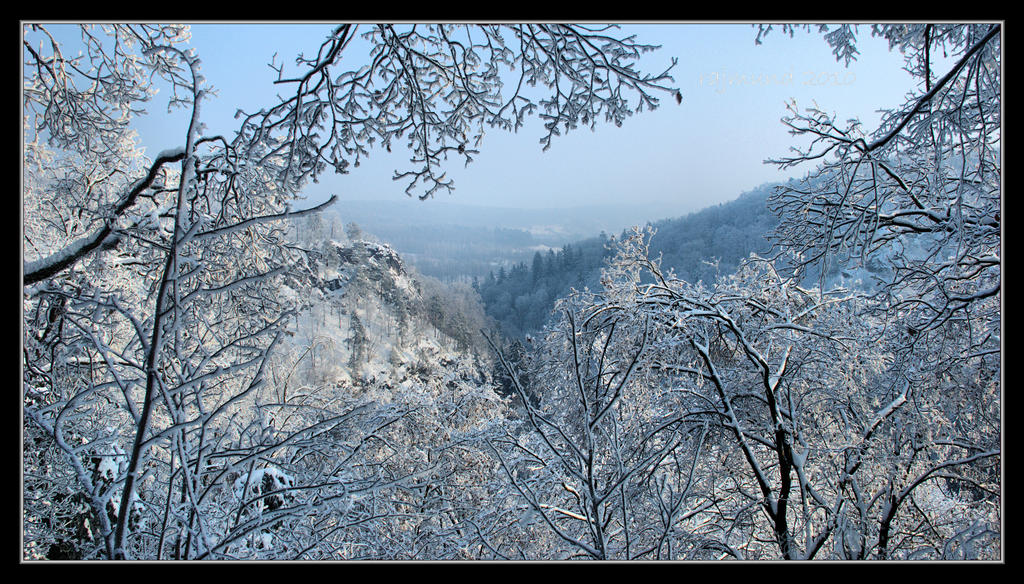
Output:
[[23, 148, 186, 285]]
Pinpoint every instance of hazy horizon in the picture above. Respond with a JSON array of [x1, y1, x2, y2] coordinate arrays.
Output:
[[77, 22, 920, 213]]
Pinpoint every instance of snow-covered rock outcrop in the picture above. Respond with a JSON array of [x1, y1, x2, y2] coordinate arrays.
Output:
[[283, 237, 497, 395]]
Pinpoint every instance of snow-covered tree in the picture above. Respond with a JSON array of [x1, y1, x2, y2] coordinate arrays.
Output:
[[518, 226, 999, 559], [762, 24, 999, 337], [485, 231, 733, 559], [229, 23, 680, 200], [23, 23, 679, 560], [242, 236, 515, 560], [757, 23, 1001, 558], [23, 24, 336, 559]]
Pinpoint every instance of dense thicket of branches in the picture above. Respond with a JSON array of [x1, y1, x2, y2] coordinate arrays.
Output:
[[23, 22, 999, 561], [22, 23, 678, 560], [762, 25, 1002, 557], [485, 23, 1000, 560], [494, 227, 998, 559]]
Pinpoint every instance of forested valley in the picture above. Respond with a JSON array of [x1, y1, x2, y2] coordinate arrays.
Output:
[[23, 23, 1001, 561], [476, 184, 780, 339]]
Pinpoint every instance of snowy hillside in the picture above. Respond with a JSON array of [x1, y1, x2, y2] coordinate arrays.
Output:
[[282, 237, 498, 390]]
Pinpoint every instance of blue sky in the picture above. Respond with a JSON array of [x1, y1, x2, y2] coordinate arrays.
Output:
[[37, 23, 922, 216]]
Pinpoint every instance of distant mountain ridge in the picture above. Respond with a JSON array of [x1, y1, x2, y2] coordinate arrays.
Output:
[[477, 184, 782, 339]]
